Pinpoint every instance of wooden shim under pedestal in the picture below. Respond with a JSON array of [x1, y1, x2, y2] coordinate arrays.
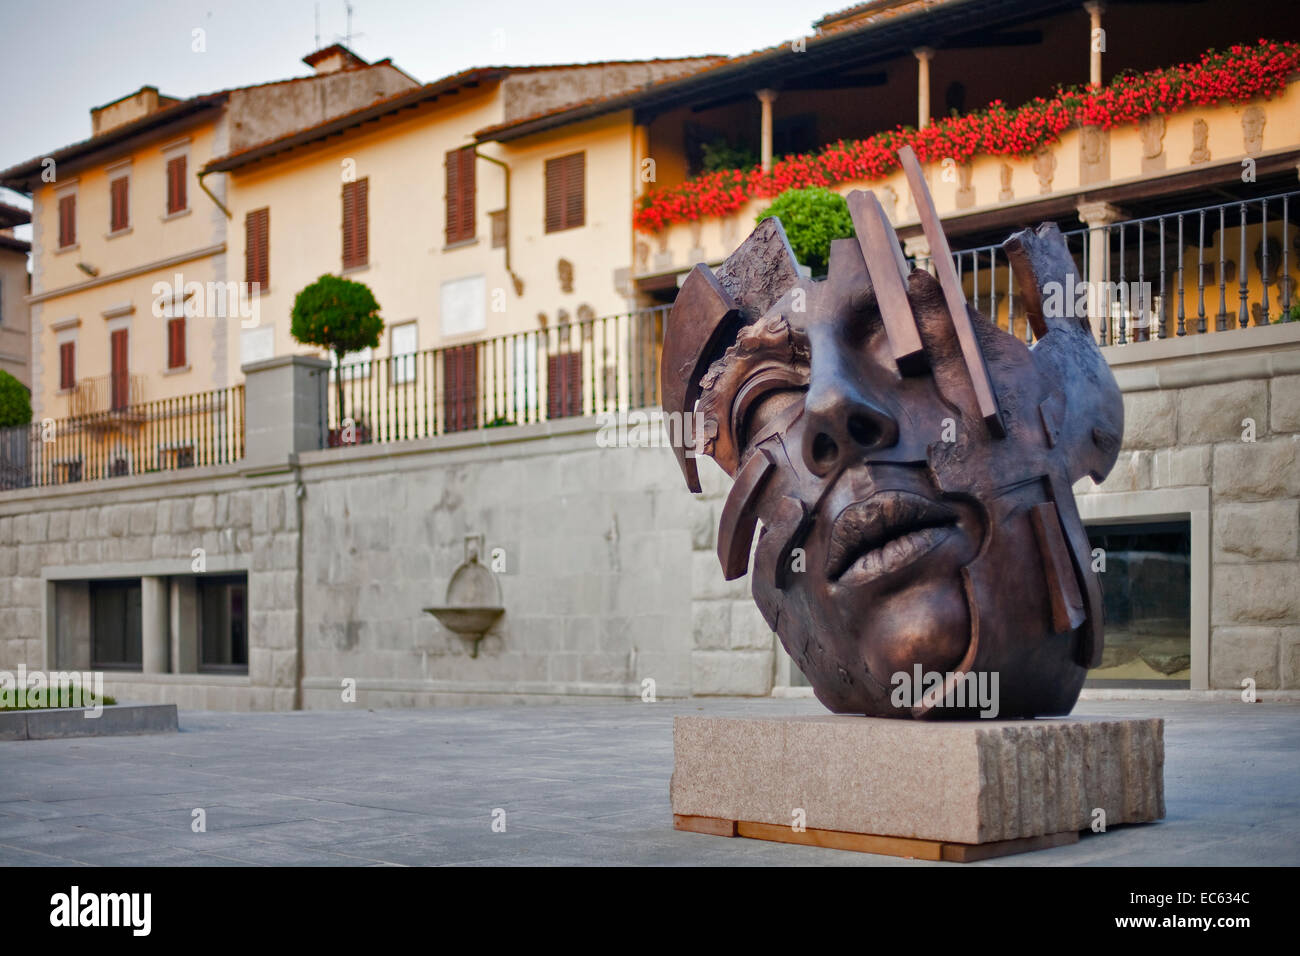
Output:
[[673, 814, 738, 837], [674, 814, 1082, 862]]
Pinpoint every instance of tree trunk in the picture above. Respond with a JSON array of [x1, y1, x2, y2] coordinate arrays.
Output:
[[335, 348, 346, 437]]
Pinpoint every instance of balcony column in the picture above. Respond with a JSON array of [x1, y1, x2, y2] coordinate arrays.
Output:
[[1084, 2, 1105, 86], [142, 576, 169, 674], [903, 235, 932, 275], [1077, 200, 1124, 343], [633, 123, 650, 198], [914, 48, 934, 129], [757, 89, 778, 171]]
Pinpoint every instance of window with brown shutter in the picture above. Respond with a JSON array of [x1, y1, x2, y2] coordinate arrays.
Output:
[[544, 152, 585, 233], [110, 329, 129, 410], [167, 317, 186, 369], [445, 147, 476, 245], [547, 351, 583, 419], [110, 177, 129, 232], [442, 344, 478, 432], [342, 178, 369, 269], [58, 194, 76, 247], [59, 342, 75, 390], [245, 207, 269, 288], [166, 156, 187, 213]]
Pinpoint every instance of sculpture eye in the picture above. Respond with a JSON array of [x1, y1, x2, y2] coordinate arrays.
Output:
[[732, 366, 807, 448]]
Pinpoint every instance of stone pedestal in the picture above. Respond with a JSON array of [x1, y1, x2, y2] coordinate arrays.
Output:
[[671, 714, 1164, 859]]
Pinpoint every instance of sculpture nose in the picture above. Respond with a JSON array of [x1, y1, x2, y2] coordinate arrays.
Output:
[[800, 380, 899, 477]]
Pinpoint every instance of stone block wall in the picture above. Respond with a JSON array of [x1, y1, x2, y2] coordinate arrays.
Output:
[[5, 332, 1300, 708], [296, 420, 701, 707], [0, 467, 297, 709], [684, 458, 778, 697], [1077, 328, 1300, 691]]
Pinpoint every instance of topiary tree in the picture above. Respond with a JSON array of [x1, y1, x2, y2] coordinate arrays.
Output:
[[756, 186, 854, 276], [290, 274, 383, 421], [0, 369, 32, 428]]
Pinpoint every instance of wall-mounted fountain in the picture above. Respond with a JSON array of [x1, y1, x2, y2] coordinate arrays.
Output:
[[423, 535, 503, 658]]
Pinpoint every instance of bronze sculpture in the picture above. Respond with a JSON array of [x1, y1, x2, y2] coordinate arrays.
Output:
[[662, 147, 1123, 719]]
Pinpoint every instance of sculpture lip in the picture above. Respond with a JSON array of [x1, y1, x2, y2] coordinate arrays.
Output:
[[826, 490, 958, 582]]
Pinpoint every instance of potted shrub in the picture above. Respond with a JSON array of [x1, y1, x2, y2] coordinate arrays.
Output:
[[290, 274, 383, 445], [756, 186, 853, 277]]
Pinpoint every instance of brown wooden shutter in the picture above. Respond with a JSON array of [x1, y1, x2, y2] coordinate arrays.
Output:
[[544, 152, 585, 232], [110, 329, 129, 410], [442, 344, 478, 432], [58, 194, 76, 247], [166, 156, 187, 213], [59, 342, 75, 390], [547, 351, 583, 419], [110, 177, 129, 232], [342, 179, 368, 269], [245, 208, 269, 287], [445, 147, 476, 245], [564, 152, 585, 229], [167, 317, 186, 369]]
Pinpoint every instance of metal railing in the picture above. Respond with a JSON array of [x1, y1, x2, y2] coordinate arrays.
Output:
[[69, 373, 146, 415], [0, 385, 245, 490], [317, 307, 669, 448], [938, 190, 1299, 346]]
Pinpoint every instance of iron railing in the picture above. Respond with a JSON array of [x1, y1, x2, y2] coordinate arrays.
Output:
[[317, 307, 669, 447], [0, 385, 245, 490], [69, 373, 146, 415], [938, 190, 1299, 346]]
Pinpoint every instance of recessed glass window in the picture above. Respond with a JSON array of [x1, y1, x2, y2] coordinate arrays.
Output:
[[90, 579, 142, 669], [1086, 520, 1191, 687], [199, 574, 248, 672]]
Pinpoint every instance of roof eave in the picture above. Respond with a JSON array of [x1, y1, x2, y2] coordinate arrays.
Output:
[[0, 96, 227, 194], [475, 0, 1071, 144]]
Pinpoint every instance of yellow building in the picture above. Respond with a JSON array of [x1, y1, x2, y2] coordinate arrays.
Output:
[[0, 45, 420, 477], [199, 58, 718, 433]]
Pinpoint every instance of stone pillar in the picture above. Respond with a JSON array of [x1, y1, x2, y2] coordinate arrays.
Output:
[[241, 354, 331, 469], [1077, 200, 1124, 343], [757, 89, 777, 171], [1084, 2, 1105, 86], [142, 576, 169, 674], [170, 576, 199, 673], [914, 48, 934, 129]]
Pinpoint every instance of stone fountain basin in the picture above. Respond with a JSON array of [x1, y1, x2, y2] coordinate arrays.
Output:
[[423, 606, 504, 636]]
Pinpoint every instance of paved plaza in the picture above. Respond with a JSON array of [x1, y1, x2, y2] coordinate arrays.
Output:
[[0, 698, 1296, 866]]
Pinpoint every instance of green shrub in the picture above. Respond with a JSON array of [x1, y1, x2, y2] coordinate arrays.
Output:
[[756, 186, 853, 276], [0, 370, 31, 428], [290, 274, 383, 414], [0, 682, 116, 710], [701, 137, 758, 173]]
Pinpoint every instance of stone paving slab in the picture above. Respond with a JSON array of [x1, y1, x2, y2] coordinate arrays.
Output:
[[0, 698, 1295, 866]]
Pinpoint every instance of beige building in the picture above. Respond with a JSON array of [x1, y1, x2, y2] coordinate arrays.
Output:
[[199, 58, 718, 432], [0, 45, 420, 452], [0, 201, 30, 389]]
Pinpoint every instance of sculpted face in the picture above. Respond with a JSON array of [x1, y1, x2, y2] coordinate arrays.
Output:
[[662, 148, 1124, 718]]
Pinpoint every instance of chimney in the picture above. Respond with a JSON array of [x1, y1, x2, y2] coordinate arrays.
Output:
[[90, 86, 181, 136], [302, 43, 369, 75]]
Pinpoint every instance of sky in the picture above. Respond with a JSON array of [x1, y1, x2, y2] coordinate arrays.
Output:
[[0, 0, 841, 214]]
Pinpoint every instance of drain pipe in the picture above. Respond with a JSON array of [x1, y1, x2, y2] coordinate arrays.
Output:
[[473, 149, 522, 294], [197, 170, 232, 219]]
